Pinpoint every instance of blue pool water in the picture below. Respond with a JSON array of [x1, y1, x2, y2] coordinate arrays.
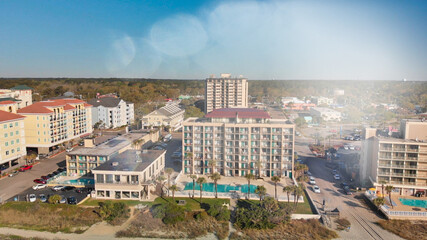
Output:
[[64, 178, 94, 185], [184, 182, 257, 193], [399, 198, 427, 208]]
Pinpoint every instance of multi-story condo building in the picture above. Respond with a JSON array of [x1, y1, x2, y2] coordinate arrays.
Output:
[[66, 131, 159, 176], [92, 149, 166, 200], [17, 99, 93, 154], [0, 85, 33, 109], [0, 110, 26, 170], [182, 108, 295, 178], [205, 73, 249, 113], [361, 119, 427, 196], [88, 94, 134, 128], [141, 102, 184, 131]]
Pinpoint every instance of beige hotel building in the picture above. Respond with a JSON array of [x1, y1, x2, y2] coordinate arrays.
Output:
[[205, 73, 249, 113], [0, 108, 26, 170], [182, 108, 295, 178], [17, 99, 93, 154]]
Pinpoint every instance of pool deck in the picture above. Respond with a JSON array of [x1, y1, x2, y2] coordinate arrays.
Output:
[[390, 194, 427, 212], [174, 174, 300, 201]]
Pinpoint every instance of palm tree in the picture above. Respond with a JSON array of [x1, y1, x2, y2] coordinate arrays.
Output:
[[208, 159, 217, 174], [196, 177, 207, 203], [170, 185, 179, 203], [283, 186, 293, 203], [245, 173, 255, 199], [294, 185, 304, 207], [385, 185, 394, 209], [379, 180, 387, 197], [271, 176, 281, 200], [373, 197, 385, 207], [255, 185, 267, 202], [209, 172, 221, 198], [255, 160, 262, 178], [189, 174, 197, 198], [157, 175, 166, 198], [165, 168, 174, 196]]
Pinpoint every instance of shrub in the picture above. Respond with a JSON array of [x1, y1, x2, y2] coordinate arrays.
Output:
[[48, 194, 62, 204], [153, 202, 186, 225], [206, 202, 231, 221], [97, 201, 129, 225], [195, 211, 209, 221]]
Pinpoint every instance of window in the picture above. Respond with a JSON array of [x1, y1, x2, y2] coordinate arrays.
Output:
[[15, 122, 18, 126], [10, 132, 13, 136], [5, 151, 9, 155], [5, 142, 8, 146], [114, 175, 120, 183], [96, 174, 104, 183], [122, 191, 130, 198], [106, 191, 110, 197], [4, 133, 7, 138], [131, 192, 139, 199], [105, 174, 113, 183], [16, 131, 19, 135], [9, 123, 13, 128], [17, 147, 20, 152], [4, 124, 7, 129], [11, 149, 14, 153], [97, 191, 105, 197], [11, 140, 14, 145]]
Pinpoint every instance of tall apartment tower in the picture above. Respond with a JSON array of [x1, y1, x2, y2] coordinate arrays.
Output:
[[205, 73, 249, 114]]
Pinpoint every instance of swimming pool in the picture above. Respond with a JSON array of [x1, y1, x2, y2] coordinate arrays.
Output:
[[63, 178, 95, 185], [184, 182, 258, 193], [399, 198, 427, 208]]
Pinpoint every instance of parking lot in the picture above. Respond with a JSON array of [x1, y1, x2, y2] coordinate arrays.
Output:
[[10, 185, 91, 204]]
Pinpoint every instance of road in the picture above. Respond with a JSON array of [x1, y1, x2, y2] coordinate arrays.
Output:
[[295, 135, 402, 240], [0, 152, 66, 202]]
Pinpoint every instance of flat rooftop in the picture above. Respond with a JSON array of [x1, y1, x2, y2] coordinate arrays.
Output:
[[377, 136, 427, 144], [94, 149, 165, 172], [67, 132, 148, 156], [184, 117, 291, 125]]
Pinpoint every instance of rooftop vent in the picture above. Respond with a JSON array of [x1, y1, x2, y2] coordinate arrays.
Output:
[[112, 162, 119, 166]]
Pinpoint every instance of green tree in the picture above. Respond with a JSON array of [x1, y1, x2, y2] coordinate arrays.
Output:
[[255, 185, 267, 202], [48, 194, 61, 204], [170, 184, 179, 203], [196, 177, 207, 203], [209, 172, 221, 198], [208, 159, 217, 173], [294, 185, 305, 207], [294, 117, 306, 127], [271, 176, 281, 200], [283, 185, 293, 203], [379, 180, 387, 197], [385, 185, 394, 209], [184, 106, 204, 119], [245, 173, 255, 199], [164, 168, 174, 196], [373, 197, 385, 207], [189, 174, 197, 198]]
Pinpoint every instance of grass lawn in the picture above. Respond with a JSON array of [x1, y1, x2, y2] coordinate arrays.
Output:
[[154, 197, 230, 211], [237, 191, 313, 214], [80, 198, 147, 207]]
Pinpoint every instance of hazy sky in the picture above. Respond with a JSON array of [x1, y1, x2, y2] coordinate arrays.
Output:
[[1, 0, 426, 80]]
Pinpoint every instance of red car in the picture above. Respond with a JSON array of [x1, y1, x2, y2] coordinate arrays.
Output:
[[19, 165, 33, 172], [33, 179, 46, 184]]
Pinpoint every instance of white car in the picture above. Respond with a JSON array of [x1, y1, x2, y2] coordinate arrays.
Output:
[[306, 171, 312, 176], [313, 185, 321, 193], [52, 185, 65, 191], [334, 174, 341, 180], [29, 194, 37, 202], [66, 148, 73, 152], [59, 195, 67, 204], [32, 184, 47, 190], [349, 145, 355, 150], [309, 177, 316, 185], [343, 145, 349, 150]]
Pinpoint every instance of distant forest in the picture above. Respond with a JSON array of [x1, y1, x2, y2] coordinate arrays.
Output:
[[0, 78, 426, 117]]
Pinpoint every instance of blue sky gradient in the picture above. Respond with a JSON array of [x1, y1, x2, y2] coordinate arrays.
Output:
[[0, 0, 426, 80]]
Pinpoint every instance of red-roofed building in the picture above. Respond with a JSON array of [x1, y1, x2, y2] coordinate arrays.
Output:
[[0, 110, 26, 170], [182, 108, 295, 179], [0, 85, 32, 109], [17, 98, 93, 154]]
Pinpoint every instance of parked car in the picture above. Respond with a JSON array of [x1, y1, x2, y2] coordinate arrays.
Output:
[[39, 194, 47, 203], [171, 152, 182, 158], [309, 177, 316, 185], [341, 182, 349, 188], [52, 185, 65, 191], [8, 170, 19, 177], [29, 194, 37, 202], [343, 187, 352, 195], [59, 195, 67, 204], [19, 165, 32, 172], [33, 178, 47, 184], [32, 184, 47, 190], [349, 145, 355, 150], [313, 185, 321, 193], [62, 186, 76, 191], [41, 175, 50, 180], [334, 174, 341, 180], [67, 196, 77, 205], [66, 148, 73, 152], [306, 171, 312, 176], [332, 169, 338, 175]]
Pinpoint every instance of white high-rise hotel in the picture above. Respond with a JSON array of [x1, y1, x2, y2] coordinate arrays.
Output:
[[205, 73, 249, 114]]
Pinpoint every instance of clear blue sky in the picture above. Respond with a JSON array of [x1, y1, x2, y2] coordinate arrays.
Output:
[[0, 0, 426, 80]]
